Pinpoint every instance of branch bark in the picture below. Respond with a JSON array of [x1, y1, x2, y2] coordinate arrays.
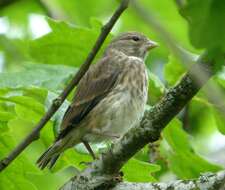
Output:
[[111, 170, 225, 190], [59, 51, 216, 190], [0, 0, 130, 172]]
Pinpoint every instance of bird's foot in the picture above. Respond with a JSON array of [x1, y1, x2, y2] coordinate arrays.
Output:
[[113, 171, 123, 182], [82, 141, 97, 160]]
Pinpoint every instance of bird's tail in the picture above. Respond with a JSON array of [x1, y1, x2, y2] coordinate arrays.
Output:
[[37, 140, 65, 170]]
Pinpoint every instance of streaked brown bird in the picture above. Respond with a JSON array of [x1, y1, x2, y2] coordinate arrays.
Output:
[[37, 32, 158, 169]]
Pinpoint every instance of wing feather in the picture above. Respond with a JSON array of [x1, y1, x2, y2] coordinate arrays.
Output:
[[57, 56, 120, 139]]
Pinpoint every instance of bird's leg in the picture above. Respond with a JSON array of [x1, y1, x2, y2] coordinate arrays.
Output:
[[82, 140, 97, 160]]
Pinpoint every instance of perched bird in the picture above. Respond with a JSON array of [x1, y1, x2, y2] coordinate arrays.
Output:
[[37, 32, 158, 169]]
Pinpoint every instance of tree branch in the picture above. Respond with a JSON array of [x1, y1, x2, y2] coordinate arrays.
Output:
[[0, 0, 130, 172], [111, 171, 225, 190], [59, 51, 216, 190]]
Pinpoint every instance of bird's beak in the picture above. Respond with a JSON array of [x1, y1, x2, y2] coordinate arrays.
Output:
[[146, 40, 158, 50]]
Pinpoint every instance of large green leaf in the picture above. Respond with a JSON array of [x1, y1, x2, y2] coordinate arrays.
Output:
[[0, 35, 29, 68], [211, 68, 225, 134], [191, 92, 225, 136], [179, 0, 225, 50], [148, 70, 165, 104], [122, 158, 160, 182], [0, 63, 76, 91], [215, 66, 225, 89], [0, 95, 44, 114], [164, 55, 186, 86], [0, 111, 14, 121], [0, 125, 71, 190], [0, 131, 39, 190], [0, 86, 77, 190], [212, 108, 225, 135], [52, 148, 92, 172], [29, 18, 112, 67], [48, 0, 117, 26], [162, 119, 222, 179]]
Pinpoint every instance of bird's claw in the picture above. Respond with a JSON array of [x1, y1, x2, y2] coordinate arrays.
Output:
[[113, 171, 123, 182]]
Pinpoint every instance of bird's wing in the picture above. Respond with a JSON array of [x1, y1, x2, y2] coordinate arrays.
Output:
[[57, 56, 121, 139]]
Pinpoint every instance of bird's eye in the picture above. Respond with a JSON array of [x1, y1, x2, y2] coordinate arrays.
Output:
[[132, 36, 140, 42]]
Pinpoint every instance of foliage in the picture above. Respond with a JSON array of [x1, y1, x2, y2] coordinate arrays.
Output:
[[0, 0, 224, 189], [29, 18, 112, 66], [162, 119, 221, 179], [179, 0, 225, 51]]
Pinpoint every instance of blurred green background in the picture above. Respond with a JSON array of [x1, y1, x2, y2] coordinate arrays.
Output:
[[0, 0, 225, 189]]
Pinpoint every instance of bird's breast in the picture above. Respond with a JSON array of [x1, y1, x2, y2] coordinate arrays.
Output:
[[83, 56, 148, 142], [99, 61, 148, 137], [118, 58, 148, 101]]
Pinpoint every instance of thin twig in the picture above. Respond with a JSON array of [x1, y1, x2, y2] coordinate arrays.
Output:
[[0, 0, 130, 172]]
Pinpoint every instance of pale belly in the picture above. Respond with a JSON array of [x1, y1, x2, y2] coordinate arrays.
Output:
[[82, 89, 147, 143]]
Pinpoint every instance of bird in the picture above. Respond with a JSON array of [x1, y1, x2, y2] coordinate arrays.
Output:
[[37, 32, 158, 169]]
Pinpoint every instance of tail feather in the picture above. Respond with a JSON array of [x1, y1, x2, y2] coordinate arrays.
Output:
[[49, 154, 60, 169], [37, 134, 77, 169], [37, 142, 62, 170]]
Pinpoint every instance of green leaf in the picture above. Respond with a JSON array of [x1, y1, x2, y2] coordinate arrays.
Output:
[[122, 158, 160, 182], [163, 119, 193, 154], [134, 145, 150, 163], [162, 118, 222, 179], [45, 90, 71, 136], [179, 0, 225, 50], [50, 1, 117, 26], [0, 132, 39, 190], [0, 130, 73, 190], [22, 87, 47, 104], [214, 66, 225, 89], [148, 71, 165, 104], [25, 171, 73, 190], [0, 88, 74, 189], [29, 18, 112, 66], [52, 148, 91, 172], [0, 111, 14, 121], [192, 89, 225, 135], [164, 55, 186, 86], [0, 63, 76, 91], [0, 121, 9, 133], [8, 118, 37, 142], [211, 108, 225, 135], [0, 95, 45, 115], [0, 35, 29, 66]]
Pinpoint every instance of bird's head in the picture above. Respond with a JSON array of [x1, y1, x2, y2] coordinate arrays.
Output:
[[105, 32, 158, 59]]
